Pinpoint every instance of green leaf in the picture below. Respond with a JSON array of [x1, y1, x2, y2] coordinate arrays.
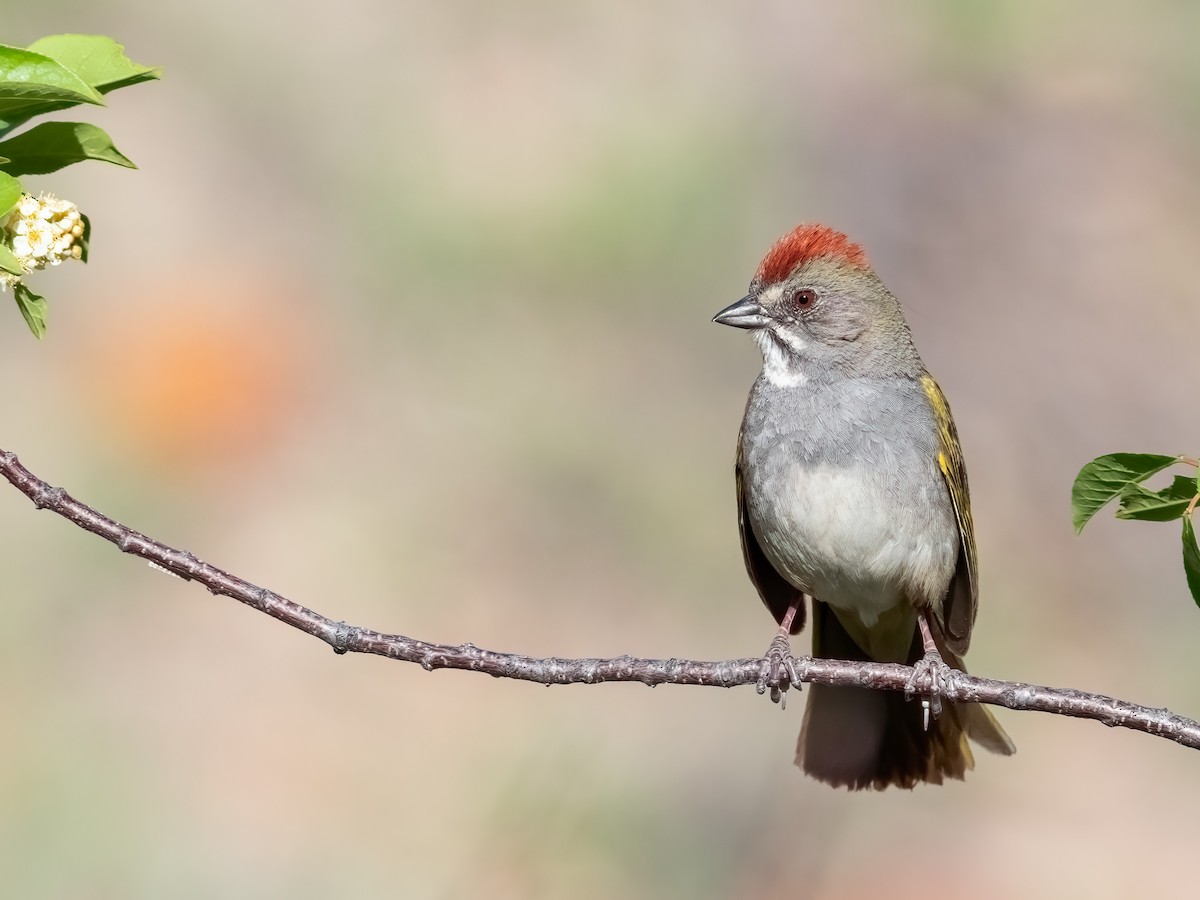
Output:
[[1116, 476, 1200, 522], [1183, 516, 1200, 608], [0, 169, 20, 217], [0, 243, 22, 275], [1072, 453, 1178, 533], [26, 35, 161, 95], [0, 44, 103, 127], [77, 213, 90, 263], [12, 282, 46, 339], [0, 122, 135, 176]]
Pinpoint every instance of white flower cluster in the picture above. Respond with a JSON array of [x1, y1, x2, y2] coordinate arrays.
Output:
[[1, 193, 85, 290]]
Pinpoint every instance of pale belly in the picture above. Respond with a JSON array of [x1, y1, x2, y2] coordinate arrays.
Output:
[[746, 459, 958, 630]]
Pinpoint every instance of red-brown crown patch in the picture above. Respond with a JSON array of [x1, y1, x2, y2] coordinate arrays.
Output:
[[754, 224, 869, 285]]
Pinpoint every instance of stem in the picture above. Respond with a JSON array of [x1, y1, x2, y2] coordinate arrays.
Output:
[[3, 448, 1200, 752]]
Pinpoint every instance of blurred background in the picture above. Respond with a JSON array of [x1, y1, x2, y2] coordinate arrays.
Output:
[[3, 2, 1200, 897]]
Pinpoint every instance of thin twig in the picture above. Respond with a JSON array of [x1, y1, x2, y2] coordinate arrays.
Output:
[[3, 448, 1199, 751]]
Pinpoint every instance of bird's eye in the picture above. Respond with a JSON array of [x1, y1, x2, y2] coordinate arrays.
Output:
[[791, 288, 818, 308]]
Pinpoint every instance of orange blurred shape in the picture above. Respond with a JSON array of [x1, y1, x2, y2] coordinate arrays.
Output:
[[76, 270, 317, 473]]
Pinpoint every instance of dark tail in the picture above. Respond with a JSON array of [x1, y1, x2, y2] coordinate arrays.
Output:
[[795, 600, 1014, 790]]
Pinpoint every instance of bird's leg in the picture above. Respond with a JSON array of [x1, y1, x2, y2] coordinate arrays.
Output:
[[757, 595, 805, 705], [904, 610, 956, 726]]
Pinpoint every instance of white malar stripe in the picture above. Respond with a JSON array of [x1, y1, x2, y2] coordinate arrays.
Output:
[[754, 329, 807, 387]]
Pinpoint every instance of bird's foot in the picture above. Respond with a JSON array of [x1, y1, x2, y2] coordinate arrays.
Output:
[[904, 651, 955, 726], [904, 610, 966, 729], [905, 650, 968, 729], [757, 631, 801, 706]]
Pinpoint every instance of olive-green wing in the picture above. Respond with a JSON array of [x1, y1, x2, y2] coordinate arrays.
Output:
[[921, 374, 977, 655], [735, 424, 805, 635]]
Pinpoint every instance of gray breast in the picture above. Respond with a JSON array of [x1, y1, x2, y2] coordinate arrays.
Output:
[[739, 375, 959, 624]]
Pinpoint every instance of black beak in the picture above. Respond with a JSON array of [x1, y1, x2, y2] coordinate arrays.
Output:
[[712, 295, 768, 329]]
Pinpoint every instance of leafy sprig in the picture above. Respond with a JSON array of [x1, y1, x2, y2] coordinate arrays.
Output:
[[1073, 453, 1200, 606], [0, 34, 158, 337]]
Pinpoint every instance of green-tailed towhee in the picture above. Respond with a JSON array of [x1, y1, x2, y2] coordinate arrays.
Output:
[[714, 223, 1014, 790]]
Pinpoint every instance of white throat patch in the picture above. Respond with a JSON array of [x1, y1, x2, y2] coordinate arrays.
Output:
[[754, 329, 807, 387]]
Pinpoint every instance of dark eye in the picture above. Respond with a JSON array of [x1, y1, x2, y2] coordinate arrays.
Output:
[[791, 288, 817, 308]]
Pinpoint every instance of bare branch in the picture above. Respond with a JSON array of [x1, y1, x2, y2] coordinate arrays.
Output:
[[3, 448, 1199, 752]]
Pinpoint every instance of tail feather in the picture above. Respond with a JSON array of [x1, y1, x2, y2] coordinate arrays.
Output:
[[796, 600, 1013, 790]]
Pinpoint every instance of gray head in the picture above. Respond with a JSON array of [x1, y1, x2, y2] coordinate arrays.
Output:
[[714, 224, 923, 385]]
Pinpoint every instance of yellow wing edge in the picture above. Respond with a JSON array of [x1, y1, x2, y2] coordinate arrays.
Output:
[[920, 373, 978, 633]]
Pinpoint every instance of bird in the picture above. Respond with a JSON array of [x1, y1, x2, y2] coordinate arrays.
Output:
[[713, 223, 1014, 789]]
